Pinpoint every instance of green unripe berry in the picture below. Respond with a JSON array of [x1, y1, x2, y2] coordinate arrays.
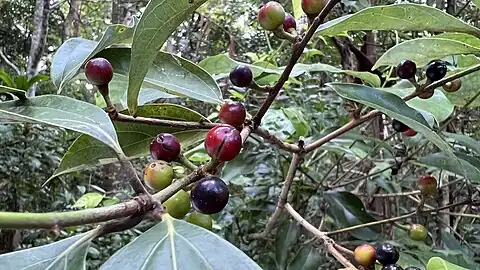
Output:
[[409, 224, 427, 241], [185, 212, 213, 230], [258, 1, 285, 31], [163, 190, 191, 219], [143, 161, 174, 191]]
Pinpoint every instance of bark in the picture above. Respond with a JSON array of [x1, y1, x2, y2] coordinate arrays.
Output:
[[446, 0, 456, 15], [63, 0, 82, 41], [436, 0, 445, 10], [112, 0, 136, 25]]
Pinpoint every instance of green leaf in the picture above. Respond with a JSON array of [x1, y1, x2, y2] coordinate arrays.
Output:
[[326, 83, 455, 157], [324, 191, 379, 240], [0, 234, 90, 270], [427, 257, 469, 270], [475, 0, 480, 8], [0, 95, 121, 152], [0, 85, 27, 99], [275, 222, 300, 269], [415, 152, 480, 182], [443, 55, 480, 108], [286, 245, 322, 270], [102, 197, 121, 207], [97, 48, 220, 106], [316, 3, 480, 37], [127, 0, 209, 115], [50, 104, 208, 180], [434, 33, 480, 47], [282, 108, 308, 137], [101, 215, 261, 270], [444, 132, 480, 156], [51, 19, 136, 90], [373, 38, 480, 69], [291, 0, 303, 19], [0, 69, 15, 87], [72, 192, 105, 209]]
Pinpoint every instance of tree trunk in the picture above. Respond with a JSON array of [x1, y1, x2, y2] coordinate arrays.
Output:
[[63, 0, 82, 41], [446, 0, 456, 15], [26, 0, 50, 96]]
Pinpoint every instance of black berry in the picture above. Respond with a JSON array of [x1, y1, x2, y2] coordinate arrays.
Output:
[[392, 119, 409, 132], [85, 58, 113, 86], [382, 265, 404, 270], [190, 176, 229, 214], [425, 60, 447, 81], [396, 60, 417, 79], [405, 267, 421, 270], [229, 65, 253, 87], [150, 133, 181, 162], [376, 243, 399, 266]]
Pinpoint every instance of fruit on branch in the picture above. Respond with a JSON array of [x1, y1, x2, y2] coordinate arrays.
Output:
[[354, 244, 376, 267], [283, 12, 296, 31], [257, 1, 286, 31], [382, 264, 404, 270], [442, 78, 462, 92], [376, 243, 399, 265], [426, 60, 447, 82], [405, 267, 421, 270], [301, 0, 326, 16], [150, 133, 181, 162], [392, 119, 409, 133], [191, 176, 229, 214], [163, 190, 191, 219], [85, 57, 114, 86], [417, 175, 437, 197], [230, 65, 253, 87], [396, 60, 417, 79], [219, 102, 246, 128], [409, 224, 427, 241], [205, 124, 242, 161], [418, 89, 434, 99], [185, 212, 213, 230], [403, 128, 417, 137], [143, 160, 174, 191]]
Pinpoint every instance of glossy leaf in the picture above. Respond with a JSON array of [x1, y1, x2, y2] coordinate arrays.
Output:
[[0, 85, 27, 99], [286, 245, 322, 270], [0, 95, 121, 153], [0, 234, 89, 270], [50, 104, 208, 180], [444, 132, 480, 156], [51, 19, 136, 90], [101, 215, 262, 270], [416, 152, 480, 182], [97, 48, 220, 106], [324, 191, 379, 240], [276, 222, 300, 269], [327, 83, 455, 157], [427, 257, 469, 270], [72, 192, 105, 209], [373, 38, 480, 69], [127, 0, 209, 115], [316, 4, 480, 37]]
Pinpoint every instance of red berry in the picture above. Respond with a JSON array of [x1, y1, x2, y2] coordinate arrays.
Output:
[[354, 244, 376, 267], [442, 78, 462, 92], [229, 65, 253, 87], [85, 58, 113, 86], [301, 0, 326, 15], [190, 176, 229, 214], [150, 133, 181, 162], [219, 102, 246, 127], [283, 13, 296, 31], [258, 1, 286, 31], [205, 124, 242, 161], [396, 60, 417, 79], [418, 175, 437, 197], [403, 128, 417, 137]]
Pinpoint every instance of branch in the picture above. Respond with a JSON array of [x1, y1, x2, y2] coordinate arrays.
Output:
[[254, 126, 301, 153], [114, 112, 218, 130], [0, 48, 21, 75]]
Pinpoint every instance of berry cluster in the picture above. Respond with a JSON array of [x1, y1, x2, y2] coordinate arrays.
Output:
[[354, 243, 421, 270]]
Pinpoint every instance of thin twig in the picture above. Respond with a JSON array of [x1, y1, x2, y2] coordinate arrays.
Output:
[[254, 126, 301, 153], [115, 112, 217, 130], [0, 48, 21, 75]]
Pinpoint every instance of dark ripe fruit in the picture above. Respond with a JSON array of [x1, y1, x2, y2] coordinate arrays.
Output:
[[191, 176, 229, 214], [409, 224, 428, 241], [85, 58, 113, 86], [392, 119, 409, 133], [205, 124, 242, 161], [219, 102, 246, 128], [283, 12, 296, 31], [301, 0, 326, 15], [376, 243, 399, 266], [229, 65, 253, 87], [442, 78, 462, 92], [150, 133, 181, 162], [396, 60, 417, 79], [354, 244, 376, 267], [418, 175, 437, 197], [258, 1, 285, 31], [418, 89, 434, 99], [403, 128, 417, 137], [163, 190, 190, 219], [185, 212, 213, 230], [426, 60, 447, 82], [405, 267, 421, 270], [382, 265, 404, 270], [143, 160, 174, 191]]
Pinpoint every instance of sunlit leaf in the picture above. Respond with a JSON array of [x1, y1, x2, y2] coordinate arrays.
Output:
[[72, 192, 105, 209], [427, 257, 469, 270]]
